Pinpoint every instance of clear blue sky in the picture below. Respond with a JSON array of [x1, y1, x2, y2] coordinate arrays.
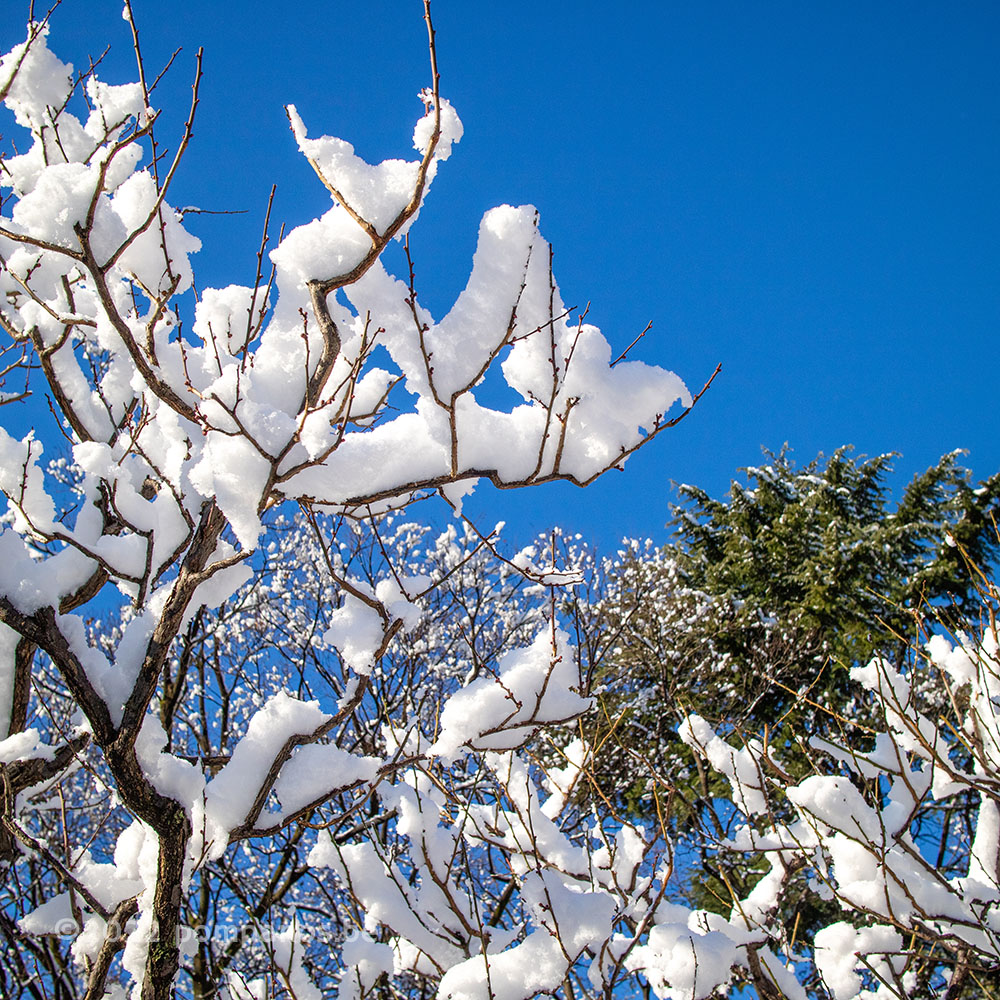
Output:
[[16, 1, 1000, 549]]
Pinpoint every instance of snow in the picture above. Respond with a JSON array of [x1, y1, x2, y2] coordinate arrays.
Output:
[[84, 78, 146, 138], [271, 743, 378, 819], [308, 837, 467, 972], [0, 18, 720, 1000], [111, 170, 201, 292], [624, 920, 740, 1000], [927, 631, 977, 686], [204, 692, 331, 857], [188, 432, 271, 549], [412, 93, 463, 161], [270, 922, 321, 1000], [439, 921, 600, 1000], [191, 542, 253, 610], [0, 728, 56, 767], [192, 284, 261, 360], [814, 923, 902, 1000], [678, 714, 768, 816], [0, 624, 22, 737], [430, 627, 591, 758], [323, 594, 387, 675], [135, 715, 205, 815], [338, 933, 394, 1000], [323, 575, 425, 674], [540, 737, 587, 819], [287, 104, 421, 236], [0, 428, 57, 536], [0, 26, 74, 136], [0, 531, 75, 614], [18, 893, 75, 936]]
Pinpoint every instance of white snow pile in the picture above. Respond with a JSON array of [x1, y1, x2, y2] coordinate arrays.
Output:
[[430, 627, 591, 758]]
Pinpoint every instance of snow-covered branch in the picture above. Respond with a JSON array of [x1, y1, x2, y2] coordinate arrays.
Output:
[[0, 5, 697, 999]]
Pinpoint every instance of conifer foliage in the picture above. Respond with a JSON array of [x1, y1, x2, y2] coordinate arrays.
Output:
[[585, 448, 1000, 797]]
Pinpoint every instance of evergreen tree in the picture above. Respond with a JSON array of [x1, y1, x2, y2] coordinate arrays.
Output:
[[583, 448, 1000, 817]]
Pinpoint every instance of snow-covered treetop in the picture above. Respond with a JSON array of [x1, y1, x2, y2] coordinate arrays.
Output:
[[0, 12, 693, 572], [0, 6, 705, 998]]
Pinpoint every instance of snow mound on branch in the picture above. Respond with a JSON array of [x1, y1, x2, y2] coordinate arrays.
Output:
[[286, 94, 462, 238], [203, 693, 329, 857], [430, 627, 591, 758], [323, 576, 424, 674], [814, 923, 903, 1000], [272, 743, 378, 820], [0, 25, 74, 137], [623, 918, 742, 1000]]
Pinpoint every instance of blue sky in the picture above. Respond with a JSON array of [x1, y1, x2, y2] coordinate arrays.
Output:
[[19, 1, 1000, 549]]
